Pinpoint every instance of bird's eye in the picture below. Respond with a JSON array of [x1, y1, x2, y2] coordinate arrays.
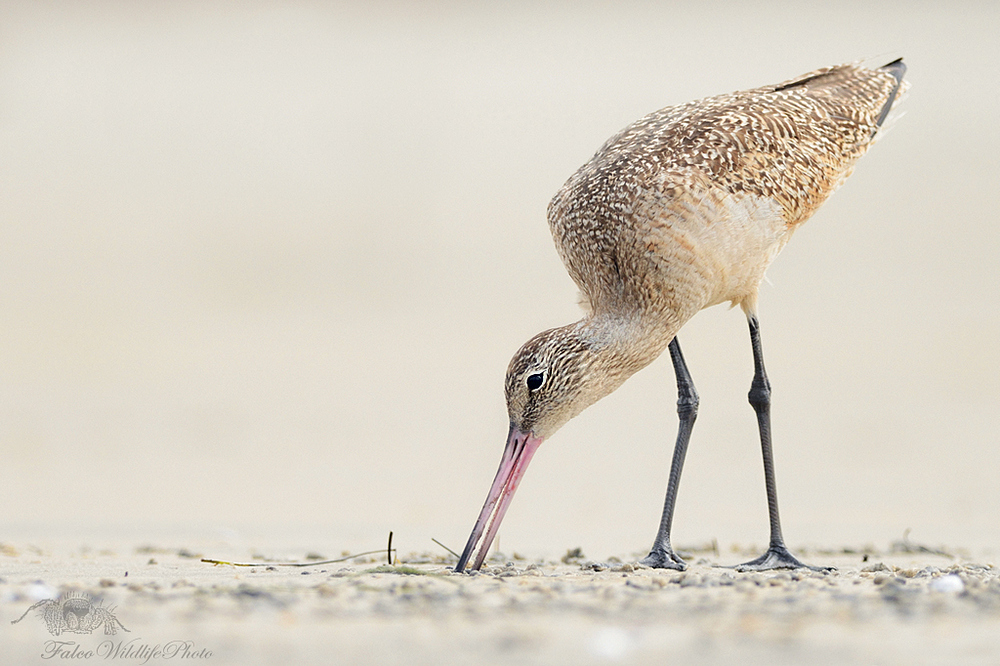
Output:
[[526, 373, 544, 391]]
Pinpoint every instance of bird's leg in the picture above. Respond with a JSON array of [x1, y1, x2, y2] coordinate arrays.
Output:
[[737, 315, 830, 572], [640, 337, 698, 570]]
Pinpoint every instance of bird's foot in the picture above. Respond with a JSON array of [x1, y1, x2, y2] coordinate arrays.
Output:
[[639, 547, 688, 570], [734, 545, 833, 572]]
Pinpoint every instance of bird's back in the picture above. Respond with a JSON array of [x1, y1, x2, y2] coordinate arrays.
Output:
[[549, 61, 907, 321]]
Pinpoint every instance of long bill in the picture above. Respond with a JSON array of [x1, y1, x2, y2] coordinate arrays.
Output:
[[454, 426, 544, 573]]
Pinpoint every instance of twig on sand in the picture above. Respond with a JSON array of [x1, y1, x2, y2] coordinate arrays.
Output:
[[202, 531, 398, 568], [890, 529, 953, 558], [431, 538, 459, 559]]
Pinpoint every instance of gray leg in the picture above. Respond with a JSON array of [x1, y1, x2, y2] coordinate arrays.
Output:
[[736, 315, 830, 572], [640, 337, 698, 570]]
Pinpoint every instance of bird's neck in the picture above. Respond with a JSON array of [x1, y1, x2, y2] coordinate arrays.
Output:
[[574, 310, 678, 384]]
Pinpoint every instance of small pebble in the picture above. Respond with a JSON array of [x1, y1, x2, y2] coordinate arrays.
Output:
[[679, 574, 702, 588], [929, 574, 964, 593], [27, 583, 57, 602], [862, 562, 890, 573]]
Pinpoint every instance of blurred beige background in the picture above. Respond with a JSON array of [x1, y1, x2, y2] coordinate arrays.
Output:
[[1, 1, 998, 561]]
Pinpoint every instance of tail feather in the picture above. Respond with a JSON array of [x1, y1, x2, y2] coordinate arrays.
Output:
[[874, 58, 907, 131]]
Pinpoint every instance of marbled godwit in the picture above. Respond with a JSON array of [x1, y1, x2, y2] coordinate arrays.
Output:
[[455, 60, 907, 573]]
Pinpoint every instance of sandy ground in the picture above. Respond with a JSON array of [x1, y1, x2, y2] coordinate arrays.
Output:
[[3, 540, 1000, 665], [3, 2, 1000, 664]]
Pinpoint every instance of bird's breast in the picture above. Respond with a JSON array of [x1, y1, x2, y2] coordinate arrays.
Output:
[[550, 171, 794, 321], [640, 186, 793, 315]]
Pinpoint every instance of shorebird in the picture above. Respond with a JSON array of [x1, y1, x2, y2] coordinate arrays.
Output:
[[454, 59, 907, 573]]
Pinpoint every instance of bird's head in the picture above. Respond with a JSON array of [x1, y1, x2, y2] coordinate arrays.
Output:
[[503, 325, 606, 440], [454, 321, 640, 572]]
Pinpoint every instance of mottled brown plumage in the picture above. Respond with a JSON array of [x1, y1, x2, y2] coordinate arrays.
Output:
[[457, 60, 907, 573]]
